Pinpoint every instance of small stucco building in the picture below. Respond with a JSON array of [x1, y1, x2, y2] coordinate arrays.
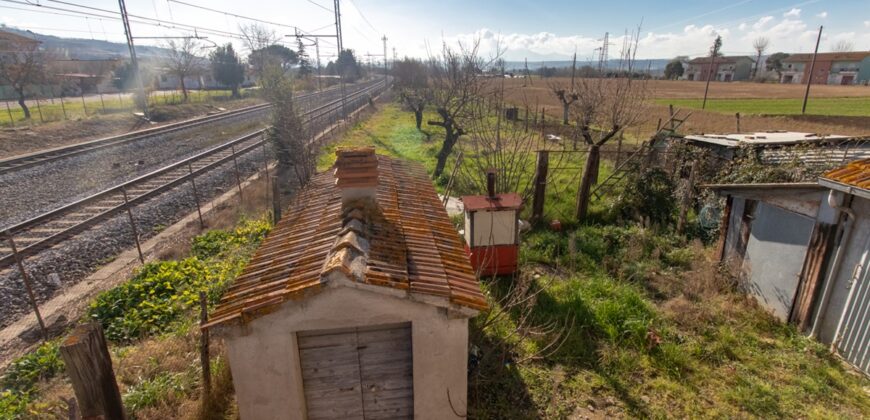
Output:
[[780, 51, 870, 85], [684, 56, 754, 82], [204, 148, 488, 419], [709, 158, 870, 375]]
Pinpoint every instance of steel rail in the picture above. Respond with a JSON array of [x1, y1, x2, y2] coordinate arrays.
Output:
[[0, 79, 385, 268], [0, 80, 378, 174]]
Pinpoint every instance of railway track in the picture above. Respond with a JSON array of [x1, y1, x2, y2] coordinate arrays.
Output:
[[0, 79, 386, 269], [0, 81, 372, 175]]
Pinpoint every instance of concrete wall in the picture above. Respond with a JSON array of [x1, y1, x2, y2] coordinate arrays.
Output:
[[222, 285, 471, 420], [816, 196, 870, 344]]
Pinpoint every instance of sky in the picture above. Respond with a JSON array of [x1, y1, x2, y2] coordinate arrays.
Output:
[[0, 0, 868, 63]]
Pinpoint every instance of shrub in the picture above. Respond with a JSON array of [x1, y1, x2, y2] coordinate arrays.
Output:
[[610, 168, 677, 227], [1, 341, 63, 394], [0, 391, 28, 420], [88, 218, 271, 343]]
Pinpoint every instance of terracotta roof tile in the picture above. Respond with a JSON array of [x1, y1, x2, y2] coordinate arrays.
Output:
[[205, 154, 487, 329], [822, 158, 870, 191]]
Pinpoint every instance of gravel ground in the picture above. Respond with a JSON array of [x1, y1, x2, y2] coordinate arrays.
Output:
[[0, 148, 264, 329], [0, 110, 269, 230]]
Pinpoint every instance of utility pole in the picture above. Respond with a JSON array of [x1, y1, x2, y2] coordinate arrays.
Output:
[[314, 39, 322, 91], [118, 0, 148, 117], [382, 35, 388, 85], [802, 26, 823, 114], [334, 0, 346, 115]]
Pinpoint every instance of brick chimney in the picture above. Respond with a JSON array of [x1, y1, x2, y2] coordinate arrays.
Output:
[[334, 147, 379, 204]]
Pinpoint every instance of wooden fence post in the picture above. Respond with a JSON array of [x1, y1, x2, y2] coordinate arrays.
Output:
[[531, 150, 549, 223], [199, 292, 211, 406], [676, 160, 699, 234], [735, 112, 741, 133], [60, 323, 125, 420]]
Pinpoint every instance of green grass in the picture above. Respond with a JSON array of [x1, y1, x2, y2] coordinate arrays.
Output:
[[0, 89, 255, 127], [325, 100, 870, 418], [655, 96, 870, 116]]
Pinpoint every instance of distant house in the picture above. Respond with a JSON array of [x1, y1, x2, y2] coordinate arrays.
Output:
[[684, 56, 754, 82], [780, 51, 870, 85], [204, 148, 488, 419], [708, 158, 870, 375]]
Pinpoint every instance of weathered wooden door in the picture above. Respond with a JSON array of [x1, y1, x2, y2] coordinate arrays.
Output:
[[297, 322, 414, 419]]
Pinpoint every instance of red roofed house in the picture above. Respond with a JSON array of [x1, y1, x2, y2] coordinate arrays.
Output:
[[780, 51, 870, 85], [684, 56, 755, 82], [204, 148, 488, 419]]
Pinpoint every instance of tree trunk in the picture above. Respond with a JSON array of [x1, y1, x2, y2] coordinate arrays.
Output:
[[562, 102, 569, 125], [413, 108, 423, 130], [575, 144, 600, 221], [180, 77, 188, 102], [17, 91, 30, 120], [433, 129, 458, 178]]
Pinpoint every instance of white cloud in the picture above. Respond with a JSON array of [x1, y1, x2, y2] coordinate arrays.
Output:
[[783, 8, 801, 18], [437, 13, 870, 60], [816, 12, 828, 18]]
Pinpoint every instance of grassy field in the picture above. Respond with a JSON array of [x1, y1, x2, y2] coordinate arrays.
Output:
[[3, 99, 868, 419], [498, 77, 870, 136], [656, 97, 870, 117], [0, 89, 255, 127], [322, 101, 870, 418]]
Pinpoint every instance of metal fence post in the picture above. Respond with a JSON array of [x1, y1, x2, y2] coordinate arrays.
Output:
[[60, 95, 68, 120], [231, 144, 243, 200], [6, 231, 48, 340], [81, 92, 87, 116], [188, 162, 205, 228], [35, 96, 44, 123], [5, 101, 14, 126], [199, 292, 211, 405], [261, 139, 271, 193], [121, 188, 145, 264], [271, 176, 281, 224]]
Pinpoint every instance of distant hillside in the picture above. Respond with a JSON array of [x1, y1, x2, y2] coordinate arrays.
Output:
[[0, 26, 169, 60], [505, 58, 671, 74]]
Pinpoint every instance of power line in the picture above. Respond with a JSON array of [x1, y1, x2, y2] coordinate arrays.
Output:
[[346, 0, 379, 35], [306, 0, 333, 14], [167, 0, 301, 32]]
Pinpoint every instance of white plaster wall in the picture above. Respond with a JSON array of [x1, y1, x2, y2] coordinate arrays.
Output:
[[817, 196, 870, 344], [223, 286, 471, 420]]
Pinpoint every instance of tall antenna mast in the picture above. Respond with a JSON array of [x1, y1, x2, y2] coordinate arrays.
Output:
[[117, 0, 148, 117]]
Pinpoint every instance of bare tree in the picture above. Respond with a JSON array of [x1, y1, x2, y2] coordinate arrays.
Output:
[[455, 87, 541, 198], [239, 23, 279, 77], [550, 52, 578, 125], [164, 38, 205, 102], [393, 57, 429, 130], [832, 40, 854, 52], [572, 31, 647, 221], [752, 37, 769, 79], [0, 38, 49, 119], [427, 39, 501, 178]]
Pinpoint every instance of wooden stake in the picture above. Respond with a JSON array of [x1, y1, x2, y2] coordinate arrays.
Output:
[[231, 145, 243, 200], [531, 150, 549, 223], [199, 292, 211, 406], [735, 112, 741, 133], [677, 160, 699, 234], [60, 323, 125, 420]]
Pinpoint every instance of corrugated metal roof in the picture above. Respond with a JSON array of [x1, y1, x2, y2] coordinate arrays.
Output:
[[821, 158, 870, 192], [685, 131, 851, 147], [204, 154, 487, 329], [687, 56, 753, 64]]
